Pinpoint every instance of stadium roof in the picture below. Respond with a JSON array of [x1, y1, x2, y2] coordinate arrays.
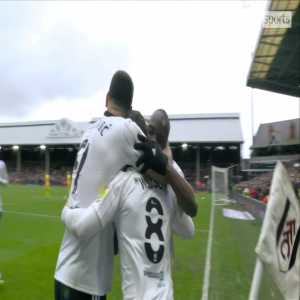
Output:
[[0, 113, 243, 146], [0, 119, 87, 146], [168, 113, 243, 143], [247, 0, 300, 97]]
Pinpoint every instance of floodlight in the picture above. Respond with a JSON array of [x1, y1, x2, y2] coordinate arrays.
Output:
[[229, 146, 238, 150], [216, 146, 225, 151], [181, 143, 188, 151]]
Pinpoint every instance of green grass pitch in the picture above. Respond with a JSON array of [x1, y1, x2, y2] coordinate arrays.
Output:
[[0, 185, 282, 299]]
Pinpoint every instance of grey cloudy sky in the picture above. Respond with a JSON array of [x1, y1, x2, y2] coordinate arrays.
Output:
[[0, 1, 299, 158]]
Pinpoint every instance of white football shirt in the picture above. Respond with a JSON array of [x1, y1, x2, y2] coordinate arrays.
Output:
[[62, 167, 195, 300], [55, 116, 144, 296], [0, 160, 8, 185], [0, 160, 8, 214]]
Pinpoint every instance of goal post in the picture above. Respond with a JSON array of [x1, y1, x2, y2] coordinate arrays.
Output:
[[211, 166, 230, 205]]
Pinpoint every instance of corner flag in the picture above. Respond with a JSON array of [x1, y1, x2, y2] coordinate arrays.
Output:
[[255, 161, 300, 299]]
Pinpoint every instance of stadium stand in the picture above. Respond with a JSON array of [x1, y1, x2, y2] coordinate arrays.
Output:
[[243, 0, 300, 206], [251, 118, 300, 165], [236, 162, 300, 199], [0, 114, 243, 187], [234, 117, 300, 203]]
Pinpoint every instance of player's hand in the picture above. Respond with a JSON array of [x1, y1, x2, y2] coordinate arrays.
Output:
[[134, 134, 168, 175]]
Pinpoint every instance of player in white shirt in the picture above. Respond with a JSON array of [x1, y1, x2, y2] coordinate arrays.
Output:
[[145, 109, 198, 217], [55, 71, 145, 300], [0, 159, 9, 222], [62, 111, 197, 300], [0, 159, 9, 284]]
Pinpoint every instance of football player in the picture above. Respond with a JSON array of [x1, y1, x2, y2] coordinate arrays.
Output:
[[61, 111, 197, 300], [55, 71, 145, 300], [0, 159, 9, 284]]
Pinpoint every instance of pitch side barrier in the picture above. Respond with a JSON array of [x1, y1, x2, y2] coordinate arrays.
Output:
[[230, 192, 266, 220]]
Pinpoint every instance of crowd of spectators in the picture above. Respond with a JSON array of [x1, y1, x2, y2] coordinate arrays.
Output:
[[5, 160, 300, 202], [7, 163, 205, 189], [7, 166, 72, 186], [234, 162, 300, 204]]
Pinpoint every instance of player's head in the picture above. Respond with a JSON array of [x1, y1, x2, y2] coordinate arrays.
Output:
[[106, 70, 134, 117], [128, 110, 148, 136], [148, 109, 170, 149]]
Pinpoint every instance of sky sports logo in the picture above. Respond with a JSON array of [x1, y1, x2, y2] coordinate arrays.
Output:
[[263, 11, 292, 28]]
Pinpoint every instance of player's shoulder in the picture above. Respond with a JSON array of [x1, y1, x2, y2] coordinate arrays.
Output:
[[109, 167, 137, 189], [122, 117, 141, 133], [84, 117, 130, 142], [94, 116, 139, 133]]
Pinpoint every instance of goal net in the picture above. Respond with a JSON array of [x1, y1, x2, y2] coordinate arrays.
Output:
[[211, 166, 230, 205]]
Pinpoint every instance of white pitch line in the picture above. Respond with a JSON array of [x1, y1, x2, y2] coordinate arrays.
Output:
[[198, 229, 209, 234], [201, 196, 216, 300], [3, 210, 60, 219]]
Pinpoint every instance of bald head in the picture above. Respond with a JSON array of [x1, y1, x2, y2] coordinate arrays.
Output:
[[149, 109, 170, 149]]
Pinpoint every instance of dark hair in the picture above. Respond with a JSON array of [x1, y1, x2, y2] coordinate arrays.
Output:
[[128, 110, 148, 136], [108, 70, 134, 111]]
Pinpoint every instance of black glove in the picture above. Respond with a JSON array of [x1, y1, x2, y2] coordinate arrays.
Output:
[[134, 134, 168, 175]]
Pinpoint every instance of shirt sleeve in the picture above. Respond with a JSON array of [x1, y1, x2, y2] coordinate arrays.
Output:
[[93, 184, 121, 228], [122, 119, 145, 166], [61, 205, 101, 241], [172, 204, 195, 239], [167, 185, 195, 239], [168, 161, 195, 238], [61, 172, 125, 240]]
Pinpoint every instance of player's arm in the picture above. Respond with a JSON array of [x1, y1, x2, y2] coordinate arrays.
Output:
[[165, 163, 198, 217], [172, 213, 195, 239], [61, 205, 101, 240], [62, 178, 123, 240], [0, 165, 9, 185], [171, 201, 195, 239]]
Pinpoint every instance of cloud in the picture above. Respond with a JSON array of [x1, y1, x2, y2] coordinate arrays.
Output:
[[0, 3, 129, 117]]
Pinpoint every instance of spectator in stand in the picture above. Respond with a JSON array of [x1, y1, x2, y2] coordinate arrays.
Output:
[[243, 187, 250, 197], [261, 189, 269, 205], [195, 179, 204, 191], [256, 187, 262, 201], [250, 187, 258, 199], [66, 172, 72, 190]]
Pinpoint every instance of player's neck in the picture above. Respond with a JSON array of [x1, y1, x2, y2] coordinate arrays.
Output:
[[106, 105, 127, 118]]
